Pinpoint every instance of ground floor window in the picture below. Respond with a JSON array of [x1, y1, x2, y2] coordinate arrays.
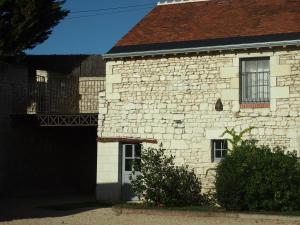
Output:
[[211, 140, 228, 162]]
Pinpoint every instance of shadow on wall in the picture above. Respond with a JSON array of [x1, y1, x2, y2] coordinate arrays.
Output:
[[96, 183, 137, 204], [96, 183, 122, 204]]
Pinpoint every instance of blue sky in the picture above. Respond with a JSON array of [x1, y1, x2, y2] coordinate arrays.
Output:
[[27, 0, 159, 55]]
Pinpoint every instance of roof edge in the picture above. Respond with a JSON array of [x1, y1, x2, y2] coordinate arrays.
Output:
[[157, 0, 210, 6], [104, 39, 300, 59]]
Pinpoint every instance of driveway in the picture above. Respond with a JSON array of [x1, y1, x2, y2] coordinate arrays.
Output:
[[0, 197, 299, 225]]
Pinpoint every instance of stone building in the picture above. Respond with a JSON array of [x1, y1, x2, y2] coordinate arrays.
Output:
[[97, 0, 300, 203]]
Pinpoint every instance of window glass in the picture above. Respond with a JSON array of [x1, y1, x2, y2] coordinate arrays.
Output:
[[215, 150, 222, 158], [125, 145, 133, 157], [125, 159, 133, 171], [245, 60, 257, 72], [135, 144, 141, 158], [215, 140, 222, 149]]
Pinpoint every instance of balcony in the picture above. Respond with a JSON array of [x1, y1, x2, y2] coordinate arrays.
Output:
[[25, 55, 106, 126]]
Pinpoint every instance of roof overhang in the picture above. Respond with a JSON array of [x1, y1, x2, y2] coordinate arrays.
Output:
[[104, 39, 300, 60]]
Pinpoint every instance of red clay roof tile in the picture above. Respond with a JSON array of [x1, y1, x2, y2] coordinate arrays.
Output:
[[115, 0, 300, 48]]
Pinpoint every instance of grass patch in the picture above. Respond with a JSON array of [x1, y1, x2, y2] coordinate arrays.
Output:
[[39, 201, 111, 211], [117, 203, 300, 217]]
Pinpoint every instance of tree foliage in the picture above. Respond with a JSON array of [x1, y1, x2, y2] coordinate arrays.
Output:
[[221, 127, 254, 151], [131, 144, 203, 207], [0, 0, 69, 57], [215, 134, 300, 211]]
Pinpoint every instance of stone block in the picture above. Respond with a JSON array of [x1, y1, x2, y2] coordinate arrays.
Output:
[[270, 99, 277, 112], [106, 83, 113, 93], [287, 129, 297, 138], [232, 101, 240, 112], [270, 77, 277, 87], [106, 74, 122, 84], [99, 108, 108, 114], [230, 77, 239, 89], [205, 128, 226, 139], [220, 66, 239, 78], [106, 61, 123, 75], [106, 62, 114, 75], [173, 113, 185, 121], [221, 89, 239, 101], [170, 140, 188, 150], [200, 103, 209, 110], [271, 87, 289, 99], [271, 65, 291, 77], [106, 93, 120, 100]]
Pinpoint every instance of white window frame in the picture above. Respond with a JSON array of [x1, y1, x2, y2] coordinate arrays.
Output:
[[211, 139, 228, 162]]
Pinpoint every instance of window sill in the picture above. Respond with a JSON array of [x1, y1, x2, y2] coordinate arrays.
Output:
[[240, 103, 270, 109]]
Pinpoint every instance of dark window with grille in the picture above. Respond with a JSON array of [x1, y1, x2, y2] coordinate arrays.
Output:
[[240, 58, 270, 103], [211, 140, 228, 162]]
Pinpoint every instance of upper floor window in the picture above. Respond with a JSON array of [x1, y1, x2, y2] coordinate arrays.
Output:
[[240, 58, 270, 104]]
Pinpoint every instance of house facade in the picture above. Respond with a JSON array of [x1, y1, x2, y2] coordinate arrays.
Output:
[[96, 0, 300, 203]]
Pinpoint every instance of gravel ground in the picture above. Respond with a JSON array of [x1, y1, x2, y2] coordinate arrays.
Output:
[[0, 197, 299, 225]]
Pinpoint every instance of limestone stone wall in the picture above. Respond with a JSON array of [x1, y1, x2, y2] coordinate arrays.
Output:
[[98, 48, 300, 190]]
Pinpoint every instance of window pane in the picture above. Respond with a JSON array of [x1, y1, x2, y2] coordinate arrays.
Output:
[[125, 159, 133, 171], [135, 144, 141, 158], [215, 150, 222, 158], [215, 141, 222, 149], [242, 61, 246, 73], [257, 60, 269, 72], [245, 60, 257, 72], [125, 145, 133, 157], [222, 150, 228, 157]]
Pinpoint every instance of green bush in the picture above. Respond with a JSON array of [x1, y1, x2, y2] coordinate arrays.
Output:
[[131, 144, 203, 207], [216, 140, 300, 211]]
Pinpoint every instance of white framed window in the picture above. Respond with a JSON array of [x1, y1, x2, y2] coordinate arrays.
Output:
[[211, 140, 228, 162], [122, 143, 141, 172]]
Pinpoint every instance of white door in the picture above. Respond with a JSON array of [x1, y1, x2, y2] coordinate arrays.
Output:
[[122, 143, 141, 201]]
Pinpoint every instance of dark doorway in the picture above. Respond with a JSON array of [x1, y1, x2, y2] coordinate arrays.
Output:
[[4, 126, 97, 197]]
